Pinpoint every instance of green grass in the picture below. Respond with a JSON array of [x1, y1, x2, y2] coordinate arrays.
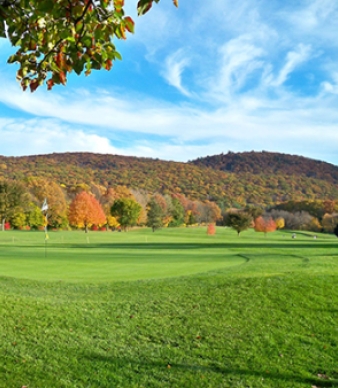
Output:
[[0, 227, 337, 387]]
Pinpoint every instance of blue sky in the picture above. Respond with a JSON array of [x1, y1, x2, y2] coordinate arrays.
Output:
[[0, 0, 338, 165]]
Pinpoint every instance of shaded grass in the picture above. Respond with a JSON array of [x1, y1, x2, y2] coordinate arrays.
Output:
[[0, 228, 337, 387]]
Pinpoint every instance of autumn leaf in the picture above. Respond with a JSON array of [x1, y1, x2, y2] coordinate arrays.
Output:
[[29, 79, 39, 93], [124, 17, 135, 33]]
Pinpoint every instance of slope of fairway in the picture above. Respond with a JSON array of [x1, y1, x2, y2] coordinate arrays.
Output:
[[1, 227, 338, 388], [0, 228, 336, 282]]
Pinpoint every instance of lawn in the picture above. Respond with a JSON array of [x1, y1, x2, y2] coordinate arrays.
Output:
[[0, 227, 337, 387]]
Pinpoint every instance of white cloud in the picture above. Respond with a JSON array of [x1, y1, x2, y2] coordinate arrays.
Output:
[[321, 73, 338, 95], [0, 118, 119, 156], [282, 0, 338, 45], [208, 35, 265, 100], [291, 0, 338, 29], [270, 44, 312, 87], [161, 50, 191, 96]]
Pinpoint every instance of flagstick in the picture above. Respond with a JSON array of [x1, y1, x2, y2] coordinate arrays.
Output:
[[41, 198, 49, 259]]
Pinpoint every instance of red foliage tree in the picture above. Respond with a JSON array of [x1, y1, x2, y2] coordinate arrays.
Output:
[[207, 224, 216, 235], [68, 191, 106, 233], [254, 216, 276, 236]]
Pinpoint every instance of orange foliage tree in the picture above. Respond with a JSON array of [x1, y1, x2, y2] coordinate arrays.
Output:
[[254, 216, 276, 236], [207, 224, 216, 235], [68, 191, 106, 233]]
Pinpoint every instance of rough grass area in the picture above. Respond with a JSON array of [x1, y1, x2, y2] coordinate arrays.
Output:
[[0, 228, 337, 387]]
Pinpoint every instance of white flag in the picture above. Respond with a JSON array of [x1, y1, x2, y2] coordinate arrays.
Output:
[[41, 198, 48, 212]]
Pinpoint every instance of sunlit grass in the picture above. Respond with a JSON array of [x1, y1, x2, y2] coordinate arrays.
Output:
[[0, 227, 337, 387]]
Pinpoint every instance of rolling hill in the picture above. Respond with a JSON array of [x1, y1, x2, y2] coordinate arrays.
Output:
[[190, 151, 338, 183], [0, 151, 337, 207]]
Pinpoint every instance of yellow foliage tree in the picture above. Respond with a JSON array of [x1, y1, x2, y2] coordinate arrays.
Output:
[[275, 217, 285, 230]]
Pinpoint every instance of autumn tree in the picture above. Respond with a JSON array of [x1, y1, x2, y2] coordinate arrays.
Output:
[[245, 205, 264, 220], [275, 217, 285, 230], [68, 191, 106, 232], [146, 197, 164, 232], [130, 188, 149, 225], [111, 198, 142, 231], [322, 213, 338, 233], [106, 215, 119, 230], [268, 209, 314, 231], [0, 0, 177, 91], [224, 211, 252, 236], [200, 201, 222, 224], [27, 177, 68, 228], [254, 216, 276, 236]]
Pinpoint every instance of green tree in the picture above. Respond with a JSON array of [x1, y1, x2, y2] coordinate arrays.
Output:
[[224, 211, 252, 236], [169, 197, 185, 227], [146, 198, 164, 232], [27, 204, 45, 229], [0, 180, 27, 231], [111, 198, 142, 231], [11, 211, 27, 229], [1, 0, 177, 91]]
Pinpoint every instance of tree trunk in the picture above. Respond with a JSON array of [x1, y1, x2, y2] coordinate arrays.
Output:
[[2, 218, 5, 231], [85, 223, 88, 233]]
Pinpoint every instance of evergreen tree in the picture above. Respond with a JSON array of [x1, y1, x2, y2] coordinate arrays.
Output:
[[169, 198, 185, 227], [147, 198, 164, 232]]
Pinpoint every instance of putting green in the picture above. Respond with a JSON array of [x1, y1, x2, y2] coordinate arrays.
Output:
[[0, 230, 247, 282]]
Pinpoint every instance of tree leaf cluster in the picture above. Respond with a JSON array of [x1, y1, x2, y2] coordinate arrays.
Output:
[[0, 0, 177, 91]]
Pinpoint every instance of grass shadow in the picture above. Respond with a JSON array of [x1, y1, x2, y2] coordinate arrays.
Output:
[[86, 352, 338, 387]]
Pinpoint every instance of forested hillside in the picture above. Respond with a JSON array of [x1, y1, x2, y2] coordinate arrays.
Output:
[[190, 151, 338, 184], [0, 151, 338, 207]]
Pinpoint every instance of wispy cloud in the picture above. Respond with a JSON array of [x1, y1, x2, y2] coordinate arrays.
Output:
[[321, 71, 338, 95], [207, 35, 265, 101], [268, 44, 312, 87], [161, 50, 191, 96]]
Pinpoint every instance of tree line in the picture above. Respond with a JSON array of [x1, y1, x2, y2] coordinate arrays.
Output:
[[223, 201, 338, 236], [1, 178, 338, 234], [0, 179, 221, 232]]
